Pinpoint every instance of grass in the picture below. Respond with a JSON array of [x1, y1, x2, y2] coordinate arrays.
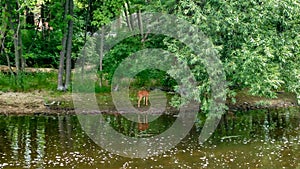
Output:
[[0, 72, 57, 92], [0, 71, 114, 94]]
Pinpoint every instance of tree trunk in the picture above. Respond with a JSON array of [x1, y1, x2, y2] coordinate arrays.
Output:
[[57, 40, 66, 91], [7, 1, 21, 74], [0, 4, 8, 51], [0, 3, 8, 56], [16, 0, 24, 71], [81, 0, 91, 76], [123, 2, 132, 31], [137, 9, 144, 39], [13, 32, 20, 73], [99, 28, 104, 87], [5, 50, 14, 76], [65, 0, 74, 89], [2, 3, 14, 76], [126, 0, 134, 30], [1, 37, 14, 76], [57, 0, 70, 91], [18, 26, 24, 70]]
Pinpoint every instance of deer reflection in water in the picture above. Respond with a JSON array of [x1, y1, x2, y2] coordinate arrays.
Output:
[[137, 114, 149, 131]]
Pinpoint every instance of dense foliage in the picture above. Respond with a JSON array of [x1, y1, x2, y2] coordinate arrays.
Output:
[[172, 0, 300, 109]]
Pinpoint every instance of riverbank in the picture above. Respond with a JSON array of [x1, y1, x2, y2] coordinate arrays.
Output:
[[0, 91, 73, 115], [0, 90, 299, 115], [227, 90, 299, 111]]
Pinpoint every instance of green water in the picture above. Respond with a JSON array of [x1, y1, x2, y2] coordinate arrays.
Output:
[[0, 108, 300, 168]]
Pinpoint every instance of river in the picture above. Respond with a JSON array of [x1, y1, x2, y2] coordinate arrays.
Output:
[[0, 107, 299, 168]]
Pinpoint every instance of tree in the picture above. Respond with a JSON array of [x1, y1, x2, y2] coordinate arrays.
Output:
[[5, 0, 25, 74], [91, 0, 124, 87], [0, 2, 14, 75], [170, 0, 300, 110], [57, 0, 74, 91]]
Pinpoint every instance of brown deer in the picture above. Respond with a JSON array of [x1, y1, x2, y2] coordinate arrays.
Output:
[[137, 90, 149, 108]]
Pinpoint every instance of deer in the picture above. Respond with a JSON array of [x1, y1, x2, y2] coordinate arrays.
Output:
[[137, 90, 149, 108]]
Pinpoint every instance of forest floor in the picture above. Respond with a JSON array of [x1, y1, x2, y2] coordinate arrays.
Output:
[[0, 89, 298, 115]]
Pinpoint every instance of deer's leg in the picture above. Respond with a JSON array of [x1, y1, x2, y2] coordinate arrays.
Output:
[[138, 96, 142, 107], [145, 96, 148, 106]]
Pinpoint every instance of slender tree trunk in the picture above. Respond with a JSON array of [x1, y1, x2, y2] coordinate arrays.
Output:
[[137, 9, 144, 38], [99, 28, 104, 87], [81, 0, 91, 76], [57, 0, 70, 91], [57, 38, 67, 90], [18, 27, 24, 70], [0, 4, 8, 51], [16, 0, 24, 71], [5, 52, 14, 76], [41, 4, 45, 40], [1, 3, 14, 76], [65, 0, 74, 89], [123, 2, 132, 31], [7, 1, 21, 74], [2, 38, 14, 76], [13, 34, 20, 73], [7, 0, 24, 76], [126, 0, 134, 30], [11, 16, 20, 74], [57, 37, 67, 90], [0, 3, 8, 57]]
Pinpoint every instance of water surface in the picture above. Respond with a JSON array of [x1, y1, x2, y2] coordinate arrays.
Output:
[[0, 108, 300, 168]]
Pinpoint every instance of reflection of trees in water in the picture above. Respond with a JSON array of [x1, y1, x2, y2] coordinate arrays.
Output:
[[36, 118, 45, 168], [58, 116, 73, 149], [5, 116, 46, 167], [195, 108, 300, 168], [0, 116, 65, 166], [210, 108, 300, 142], [259, 109, 300, 167], [11, 124, 19, 161], [0, 116, 72, 167], [2, 115, 80, 167], [24, 117, 31, 167]]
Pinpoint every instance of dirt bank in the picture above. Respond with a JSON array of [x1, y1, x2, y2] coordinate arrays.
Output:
[[0, 91, 73, 115], [228, 90, 299, 111], [0, 90, 298, 115]]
